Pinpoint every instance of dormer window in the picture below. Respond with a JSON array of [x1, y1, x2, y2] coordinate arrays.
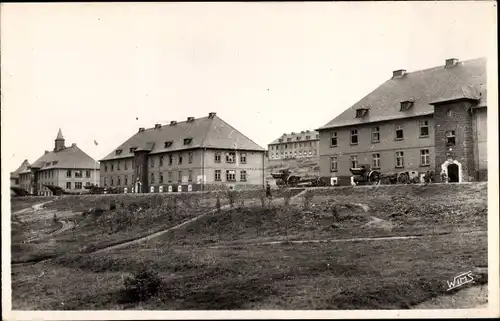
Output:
[[296, 137, 301, 141], [356, 108, 369, 118], [45, 162, 51, 167], [400, 100, 414, 111], [52, 161, 58, 165], [287, 138, 292, 142], [115, 149, 123, 156], [183, 138, 193, 145], [129, 147, 137, 153], [278, 139, 283, 143], [164, 141, 173, 148]]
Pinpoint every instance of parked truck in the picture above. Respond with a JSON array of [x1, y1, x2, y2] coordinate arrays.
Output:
[[349, 165, 434, 185], [271, 168, 331, 188]]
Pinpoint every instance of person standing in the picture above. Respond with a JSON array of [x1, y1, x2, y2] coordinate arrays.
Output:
[[266, 181, 272, 198]]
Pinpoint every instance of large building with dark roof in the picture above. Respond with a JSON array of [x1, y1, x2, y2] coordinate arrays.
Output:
[[267, 130, 320, 161], [99, 112, 266, 193], [19, 129, 100, 195], [316, 57, 487, 184]]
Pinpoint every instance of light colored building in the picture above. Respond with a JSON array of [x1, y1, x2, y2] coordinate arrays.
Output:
[[316, 57, 487, 185], [19, 129, 100, 195], [268, 130, 320, 160], [10, 160, 30, 188], [99, 112, 266, 193]]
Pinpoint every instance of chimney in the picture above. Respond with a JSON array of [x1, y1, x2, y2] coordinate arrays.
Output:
[[187, 117, 195, 122], [170, 121, 177, 126], [445, 58, 459, 68], [139, 127, 145, 132], [45, 150, 49, 154], [154, 124, 162, 129], [392, 69, 406, 78], [208, 112, 216, 119], [291, 132, 295, 135], [301, 131, 305, 134], [71, 143, 76, 147]]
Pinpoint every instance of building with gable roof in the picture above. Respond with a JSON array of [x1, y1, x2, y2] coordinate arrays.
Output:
[[19, 129, 100, 195], [10, 159, 30, 189], [268, 130, 320, 160], [316, 57, 487, 184], [99, 112, 266, 193]]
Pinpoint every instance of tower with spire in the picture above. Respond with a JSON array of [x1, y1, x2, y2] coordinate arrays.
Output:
[[54, 128, 66, 152]]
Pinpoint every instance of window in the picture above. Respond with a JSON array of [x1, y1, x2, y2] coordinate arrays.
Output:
[[356, 108, 369, 117], [169, 155, 173, 165], [115, 149, 123, 156], [178, 154, 183, 165], [66, 182, 71, 189], [164, 141, 173, 148], [372, 153, 380, 169], [226, 152, 235, 163], [215, 170, 221, 181], [350, 129, 358, 145], [85, 170, 91, 178], [151, 157, 155, 167], [188, 152, 193, 163], [287, 138, 291, 142], [111, 164, 114, 171], [400, 101, 414, 111], [446, 130, 456, 146], [215, 152, 221, 163], [111, 177, 114, 186], [124, 161, 128, 170], [117, 176, 121, 186], [240, 153, 247, 163], [105, 164, 108, 172], [372, 127, 380, 142], [66, 170, 71, 178], [226, 170, 236, 181], [129, 147, 137, 153], [117, 161, 121, 170], [395, 125, 404, 140], [188, 170, 192, 182], [183, 138, 193, 145], [160, 173, 164, 183], [151, 173, 155, 184], [104, 177, 107, 186], [178, 171, 182, 182], [52, 161, 58, 165], [419, 120, 429, 137], [160, 156, 163, 167], [330, 132, 338, 147], [420, 149, 430, 166], [396, 151, 404, 168], [125, 176, 128, 185], [168, 171, 172, 182], [306, 135, 311, 140], [240, 170, 247, 181], [350, 155, 358, 168], [330, 156, 338, 172]]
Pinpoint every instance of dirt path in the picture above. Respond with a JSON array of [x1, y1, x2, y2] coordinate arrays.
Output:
[[207, 230, 487, 249]]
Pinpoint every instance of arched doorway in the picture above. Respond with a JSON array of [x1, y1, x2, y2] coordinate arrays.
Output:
[[448, 164, 459, 183]]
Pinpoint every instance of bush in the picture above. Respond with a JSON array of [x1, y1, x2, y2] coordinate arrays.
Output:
[[109, 201, 117, 211], [123, 267, 162, 302], [216, 196, 221, 213]]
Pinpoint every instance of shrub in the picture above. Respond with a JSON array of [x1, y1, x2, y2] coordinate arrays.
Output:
[[109, 201, 117, 211], [123, 267, 162, 302]]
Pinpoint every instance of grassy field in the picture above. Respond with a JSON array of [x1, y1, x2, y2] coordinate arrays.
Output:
[[10, 183, 488, 310], [11, 233, 487, 310]]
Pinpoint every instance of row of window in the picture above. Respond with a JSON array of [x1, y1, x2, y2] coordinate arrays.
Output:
[[37, 169, 93, 179], [330, 121, 432, 146], [270, 150, 316, 159], [39, 182, 92, 190], [269, 141, 316, 150], [103, 169, 249, 187], [330, 149, 431, 171], [104, 152, 249, 172]]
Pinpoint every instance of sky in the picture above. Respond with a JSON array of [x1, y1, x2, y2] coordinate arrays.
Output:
[[1, 1, 496, 172]]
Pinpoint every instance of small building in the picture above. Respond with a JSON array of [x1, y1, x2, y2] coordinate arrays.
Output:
[[316, 57, 487, 184], [268, 130, 320, 160], [10, 159, 30, 188], [99, 112, 266, 193], [20, 129, 100, 195]]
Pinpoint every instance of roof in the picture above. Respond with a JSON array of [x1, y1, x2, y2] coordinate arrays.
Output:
[[100, 114, 265, 161], [269, 130, 320, 145], [10, 160, 30, 178], [56, 128, 64, 140], [317, 57, 487, 130], [28, 144, 99, 171]]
